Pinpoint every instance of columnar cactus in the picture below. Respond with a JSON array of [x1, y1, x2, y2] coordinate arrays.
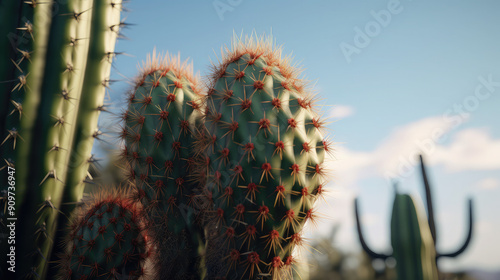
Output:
[[390, 193, 439, 280], [200, 35, 330, 279], [122, 52, 206, 279], [58, 190, 151, 280], [355, 191, 438, 280], [0, 1, 122, 278], [354, 155, 474, 279], [355, 192, 438, 280]]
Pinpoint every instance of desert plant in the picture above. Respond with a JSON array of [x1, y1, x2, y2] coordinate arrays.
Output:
[[198, 35, 331, 279], [356, 188, 439, 280], [1, 11, 331, 277], [0, 0, 123, 278], [354, 155, 474, 280], [58, 190, 152, 280], [122, 52, 207, 279]]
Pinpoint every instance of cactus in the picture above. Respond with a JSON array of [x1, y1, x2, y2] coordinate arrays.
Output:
[[355, 190, 438, 280], [58, 190, 151, 280], [0, 1, 123, 278], [199, 34, 330, 279], [354, 155, 474, 279], [392, 192, 439, 280], [122, 52, 207, 279]]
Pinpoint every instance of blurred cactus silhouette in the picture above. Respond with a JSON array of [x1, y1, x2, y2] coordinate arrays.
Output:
[[354, 155, 474, 280], [308, 224, 478, 280]]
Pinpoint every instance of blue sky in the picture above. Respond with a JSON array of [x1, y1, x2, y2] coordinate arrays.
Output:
[[101, 0, 500, 271]]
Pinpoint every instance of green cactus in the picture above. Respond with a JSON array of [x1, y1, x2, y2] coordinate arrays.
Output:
[[0, 1, 122, 278], [58, 190, 151, 280], [355, 190, 438, 280], [122, 52, 206, 279], [354, 155, 474, 280], [391, 193, 439, 280], [199, 35, 330, 279]]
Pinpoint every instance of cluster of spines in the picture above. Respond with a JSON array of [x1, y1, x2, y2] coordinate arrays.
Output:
[[58, 191, 151, 280], [0, 0, 124, 277], [121, 52, 207, 279], [198, 35, 331, 279]]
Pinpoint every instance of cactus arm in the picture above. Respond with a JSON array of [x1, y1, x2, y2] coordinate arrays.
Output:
[[437, 198, 474, 259], [60, 0, 121, 211], [33, 1, 98, 278], [419, 154, 437, 245], [16, 1, 81, 277], [45, 4, 93, 276], [56, 0, 93, 182], [354, 198, 390, 260], [1, 1, 122, 278], [49, 0, 122, 273]]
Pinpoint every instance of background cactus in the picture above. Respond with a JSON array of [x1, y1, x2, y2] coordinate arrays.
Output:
[[391, 192, 439, 280], [356, 190, 438, 280], [122, 52, 207, 279], [58, 190, 151, 280], [0, 1, 123, 278], [199, 35, 330, 279], [354, 155, 474, 280]]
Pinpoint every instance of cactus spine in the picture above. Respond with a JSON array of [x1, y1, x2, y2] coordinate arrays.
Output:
[[200, 35, 330, 279], [122, 53, 206, 279], [58, 191, 151, 280], [354, 155, 474, 279], [0, 1, 122, 278]]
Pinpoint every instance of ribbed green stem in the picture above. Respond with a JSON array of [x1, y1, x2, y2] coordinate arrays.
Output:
[[45, 0, 95, 275], [391, 194, 438, 280], [27, 1, 87, 278], [16, 0, 75, 277], [0, 1, 122, 278], [59, 0, 121, 231], [49, 3, 123, 274]]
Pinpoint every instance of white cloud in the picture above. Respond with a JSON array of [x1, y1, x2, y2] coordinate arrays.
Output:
[[432, 128, 500, 172], [476, 178, 500, 190], [327, 117, 500, 188], [327, 116, 457, 185], [328, 105, 355, 119]]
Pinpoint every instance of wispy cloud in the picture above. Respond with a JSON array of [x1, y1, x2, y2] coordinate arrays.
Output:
[[327, 117, 499, 189], [431, 128, 500, 172], [328, 116, 456, 187], [328, 105, 355, 119]]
